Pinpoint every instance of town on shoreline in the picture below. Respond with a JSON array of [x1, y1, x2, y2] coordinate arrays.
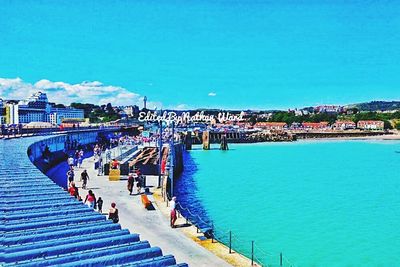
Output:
[[1, 91, 400, 143]]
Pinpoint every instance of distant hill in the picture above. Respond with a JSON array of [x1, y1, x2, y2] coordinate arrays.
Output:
[[348, 101, 400, 112]]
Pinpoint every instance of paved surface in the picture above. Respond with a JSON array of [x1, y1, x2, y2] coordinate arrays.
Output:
[[74, 155, 232, 267]]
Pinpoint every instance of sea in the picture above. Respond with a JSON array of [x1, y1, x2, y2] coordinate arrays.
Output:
[[175, 140, 400, 267]]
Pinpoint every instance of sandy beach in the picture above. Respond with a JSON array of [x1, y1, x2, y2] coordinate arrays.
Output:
[[302, 133, 400, 141]]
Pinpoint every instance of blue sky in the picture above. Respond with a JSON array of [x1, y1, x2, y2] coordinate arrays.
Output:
[[0, 0, 399, 110]]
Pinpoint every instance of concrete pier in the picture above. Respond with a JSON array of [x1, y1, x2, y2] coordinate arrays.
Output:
[[74, 156, 232, 266]]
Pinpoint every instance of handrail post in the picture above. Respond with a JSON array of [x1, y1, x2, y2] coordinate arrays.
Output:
[[229, 231, 232, 254], [280, 252, 283, 266], [211, 223, 214, 243], [251, 241, 254, 266]]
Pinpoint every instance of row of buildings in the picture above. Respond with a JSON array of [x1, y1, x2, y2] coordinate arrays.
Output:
[[0, 92, 84, 125], [254, 120, 385, 131]]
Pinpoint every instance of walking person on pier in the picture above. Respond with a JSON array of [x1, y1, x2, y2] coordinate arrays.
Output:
[[97, 197, 103, 213], [127, 173, 134, 195], [77, 149, 84, 168], [74, 150, 79, 167], [170, 196, 177, 228], [67, 155, 74, 168], [97, 154, 103, 176], [81, 170, 89, 189], [67, 168, 74, 186]]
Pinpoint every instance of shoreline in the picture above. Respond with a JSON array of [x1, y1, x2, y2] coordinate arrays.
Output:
[[304, 134, 400, 141], [250, 133, 400, 143]]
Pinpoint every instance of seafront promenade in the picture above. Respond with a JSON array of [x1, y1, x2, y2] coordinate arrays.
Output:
[[74, 153, 234, 266]]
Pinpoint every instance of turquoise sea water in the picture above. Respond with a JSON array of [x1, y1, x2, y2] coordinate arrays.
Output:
[[177, 140, 400, 267]]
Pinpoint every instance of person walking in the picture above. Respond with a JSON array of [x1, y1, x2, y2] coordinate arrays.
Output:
[[127, 173, 134, 195], [81, 170, 89, 189], [67, 155, 74, 168], [108, 203, 119, 223], [67, 168, 74, 186], [77, 149, 84, 168], [170, 196, 177, 228], [97, 154, 103, 176], [97, 197, 103, 213], [74, 150, 79, 167], [84, 190, 96, 209]]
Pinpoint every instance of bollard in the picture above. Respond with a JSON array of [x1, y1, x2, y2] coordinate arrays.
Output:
[[229, 231, 232, 254], [211, 224, 214, 243], [251, 241, 254, 266], [280, 252, 283, 266]]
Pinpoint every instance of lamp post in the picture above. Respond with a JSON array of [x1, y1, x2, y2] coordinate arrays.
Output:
[[169, 121, 175, 198], [158, 120, 163, 187]]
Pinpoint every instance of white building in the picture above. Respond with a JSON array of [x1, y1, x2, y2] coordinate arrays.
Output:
[[3, 92, 84, 125], [5, 103, 23, 124], [0, 99, 5, 124], [48, 108, 85, 125]]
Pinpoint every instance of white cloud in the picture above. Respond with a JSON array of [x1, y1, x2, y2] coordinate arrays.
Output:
[[175, 104, 189, 110], [0, 77, 160, 108], [208, 92, 217, 97]]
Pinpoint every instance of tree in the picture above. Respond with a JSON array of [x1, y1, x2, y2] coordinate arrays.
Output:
[[106, 103, 114, 114], [249, 115, 257, 125], [384, 120, 393, 129]]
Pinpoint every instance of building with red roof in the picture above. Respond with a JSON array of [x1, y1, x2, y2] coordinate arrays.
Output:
[[357, 120, 384, 130], [255, 122, 287, 130], [333, 120, 356, 130], [301, 122, 330, 130]]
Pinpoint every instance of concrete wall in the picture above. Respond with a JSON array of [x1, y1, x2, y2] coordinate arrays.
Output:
[[27, 129, 118, 188], [28, 131, 101, 162], [173, 143, 184, 176]]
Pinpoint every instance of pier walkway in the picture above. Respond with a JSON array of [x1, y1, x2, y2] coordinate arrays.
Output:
[[0, 137, 187, 267], [73, 155, 232, 266]]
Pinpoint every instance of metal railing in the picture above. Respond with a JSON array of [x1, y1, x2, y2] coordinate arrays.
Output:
[[0, 126, 120, 138], [173, 201, 296, 267]]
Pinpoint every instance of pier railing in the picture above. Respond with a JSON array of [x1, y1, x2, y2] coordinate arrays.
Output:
[[0, 126, 120, 139], [174, 202, 296, 267]]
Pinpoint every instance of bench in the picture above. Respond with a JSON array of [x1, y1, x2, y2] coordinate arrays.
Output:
[[141, 194, 152, 209]]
